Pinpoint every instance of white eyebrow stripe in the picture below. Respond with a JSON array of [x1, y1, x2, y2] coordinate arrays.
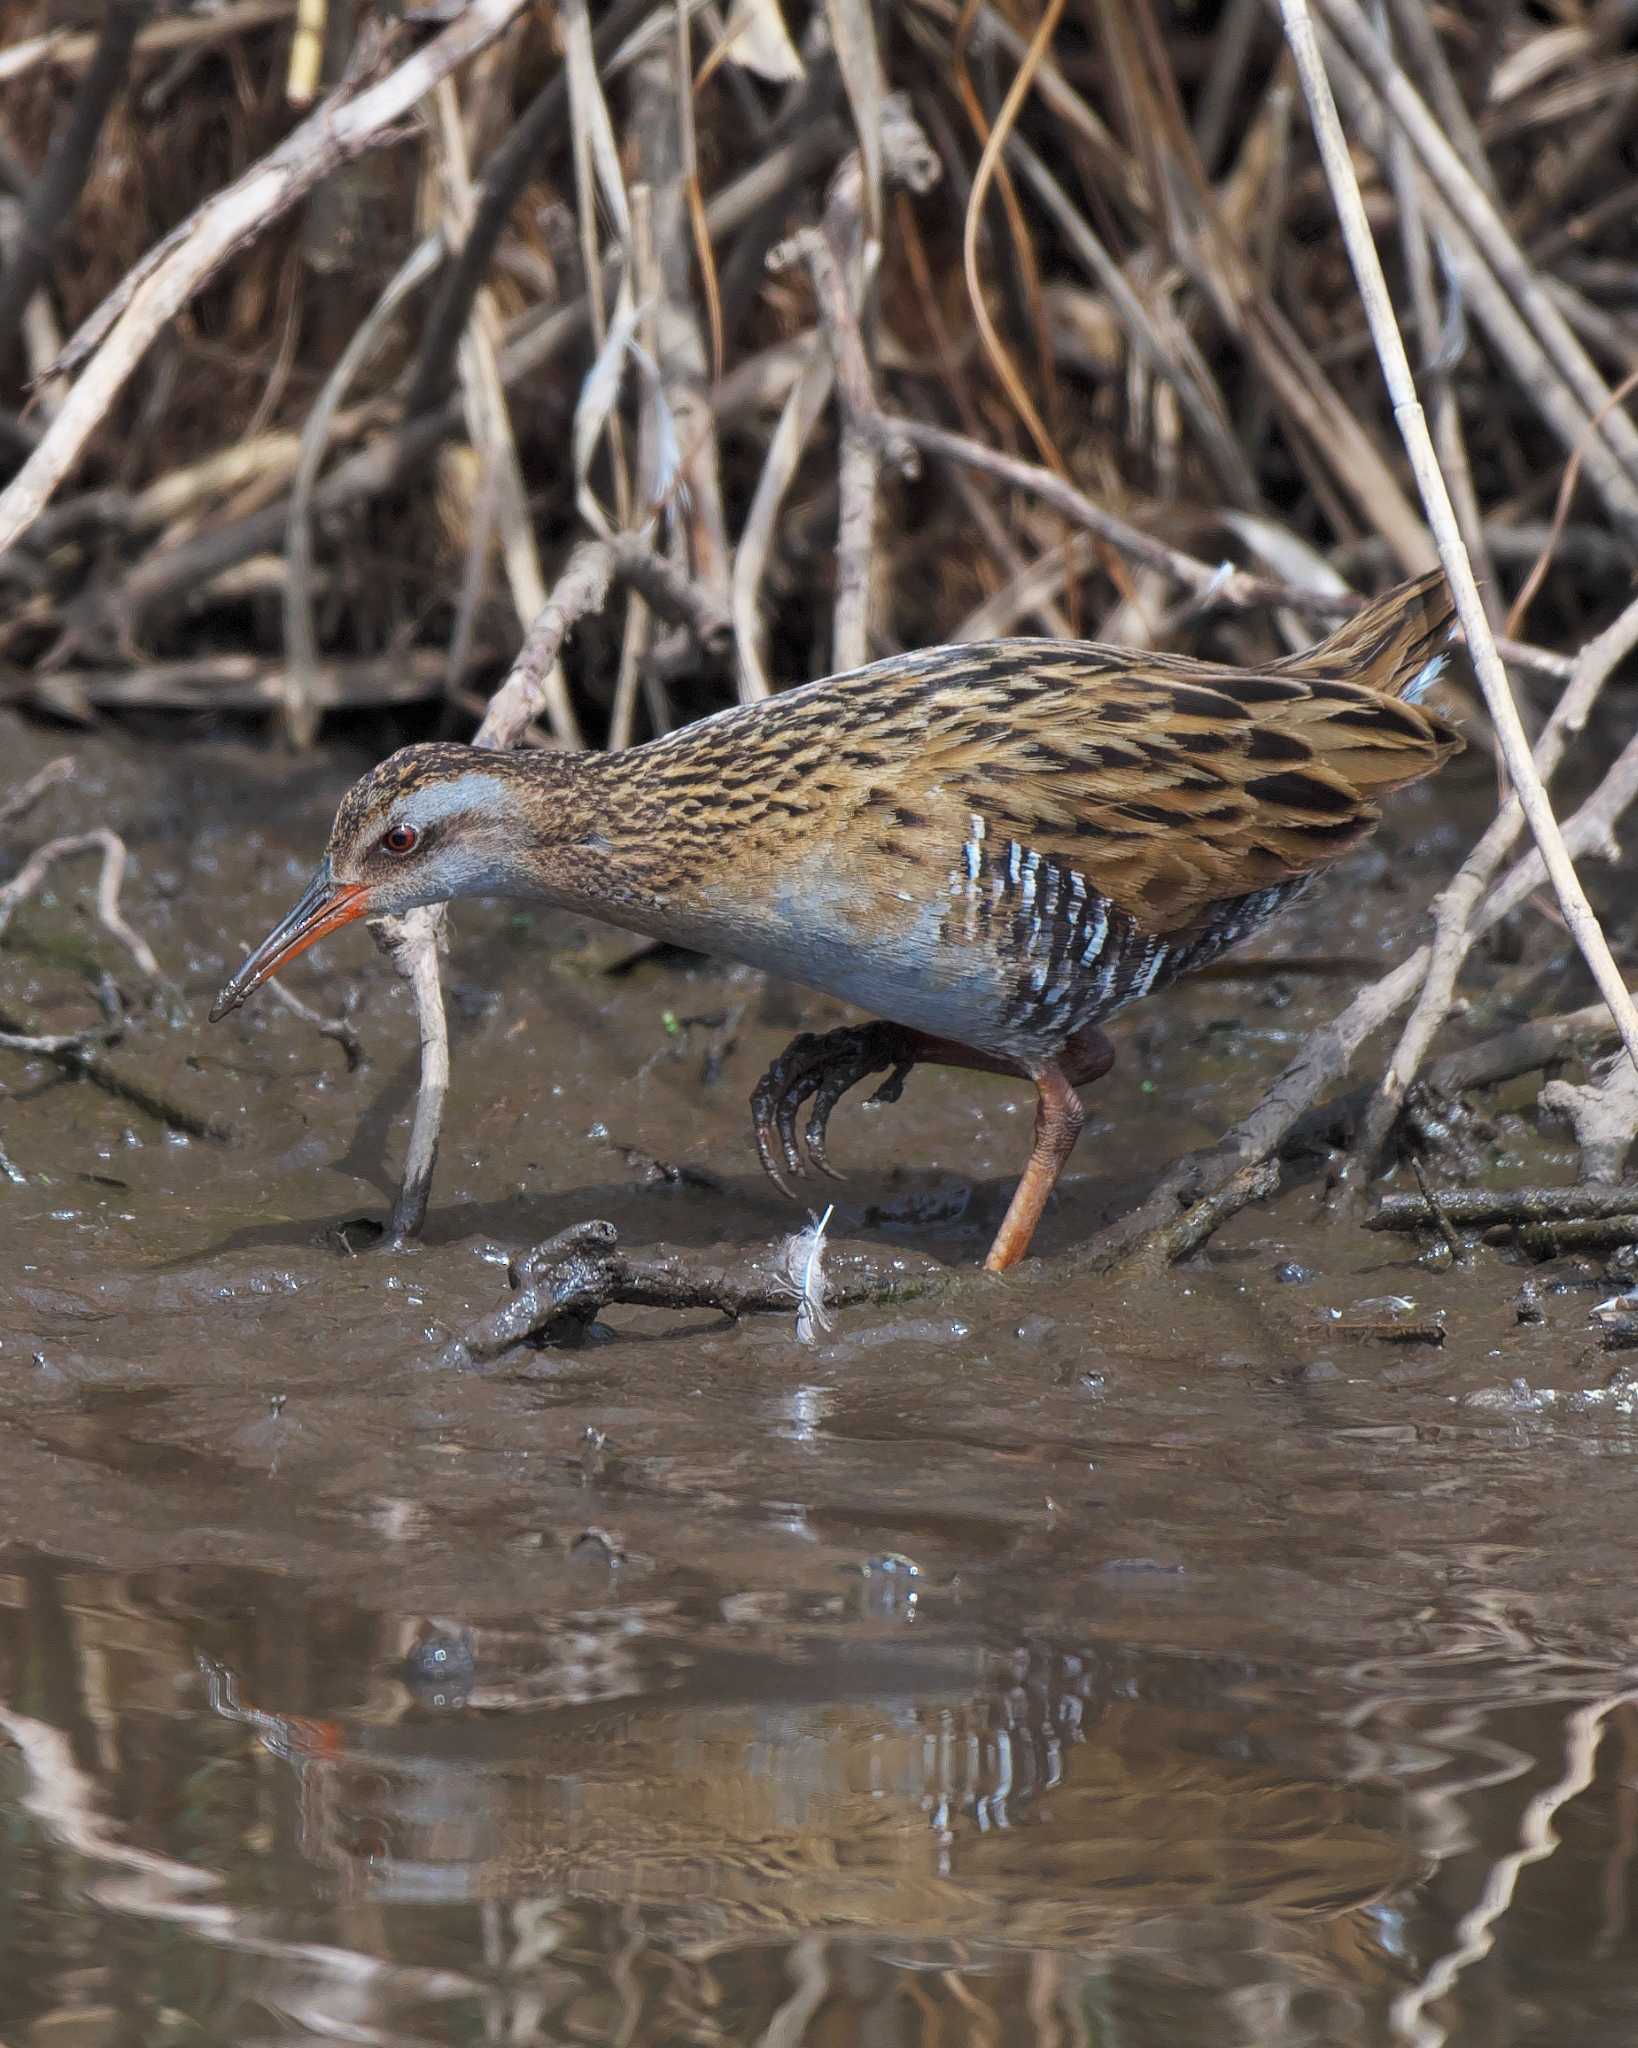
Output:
[[396, 773, 505, 829]]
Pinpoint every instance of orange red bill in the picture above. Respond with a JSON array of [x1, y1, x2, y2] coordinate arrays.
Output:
[[209, 867, 370, 1020]]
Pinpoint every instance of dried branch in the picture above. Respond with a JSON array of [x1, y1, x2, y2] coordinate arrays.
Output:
[[1541, 1059, 1638, 1187], [0, 829, 160, 980], [0, 0, 535, 558], [1425, 1003, 1619, 1099], [0, 757, 73, 831], [1367, 1185, 1638, 1233], [1280, 0, 1638, 1085], [435, 1218, 941, 1371]]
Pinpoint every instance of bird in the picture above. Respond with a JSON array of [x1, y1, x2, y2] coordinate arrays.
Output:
[[213, 571, 1461, 1272]]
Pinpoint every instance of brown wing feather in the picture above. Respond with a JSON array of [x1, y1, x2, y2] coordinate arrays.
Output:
[[903, 577, 1463, 932]]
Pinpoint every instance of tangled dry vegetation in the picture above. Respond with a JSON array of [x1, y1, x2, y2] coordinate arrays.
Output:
[[5, 0, 1638, 1285]]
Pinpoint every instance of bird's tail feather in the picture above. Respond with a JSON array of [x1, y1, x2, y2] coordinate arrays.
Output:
[[1270, 569, 1456, 702]]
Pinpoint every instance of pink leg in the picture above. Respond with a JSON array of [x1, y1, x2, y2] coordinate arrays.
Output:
[[750, 1021, 1115, 1267], [984, 1062, 1087, 1273]]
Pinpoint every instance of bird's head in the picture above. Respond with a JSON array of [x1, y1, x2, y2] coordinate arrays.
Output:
[[209, 743, 569, 1021]]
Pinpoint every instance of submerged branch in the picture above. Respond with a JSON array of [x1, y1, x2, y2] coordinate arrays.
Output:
[[435, 1220, 943, 1370]]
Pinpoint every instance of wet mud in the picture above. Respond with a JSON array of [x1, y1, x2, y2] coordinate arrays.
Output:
[[3, 707, 1637, 2045]]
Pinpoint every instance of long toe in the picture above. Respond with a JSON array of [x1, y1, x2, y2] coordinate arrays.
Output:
[[750, 1023, 917, 1193], [774, 1083, 808, 1183], [800, 1082, 850, 1180], [751, 1071, 800, 1198], [802, 1054, 872, 1178], [805, 1052, 912, 1175]]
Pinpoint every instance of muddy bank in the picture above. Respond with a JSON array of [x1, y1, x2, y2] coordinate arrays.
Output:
[[4, 709, 1638, 2045], [0, 704, 1620, 1605]]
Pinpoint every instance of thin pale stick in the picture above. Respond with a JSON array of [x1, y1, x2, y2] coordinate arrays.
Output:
[[382, 907, 450, 1245], [0, 0, 534, 557], [1318, 0, 1638, 508], [1283, 2, 1638, 1080], [1354, 583, 1638, 1179], [0, 829, 159, 979], [0, 758, 72, 831]]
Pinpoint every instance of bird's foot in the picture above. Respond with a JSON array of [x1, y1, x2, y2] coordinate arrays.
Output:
[[750, 1022, 919, 1195]]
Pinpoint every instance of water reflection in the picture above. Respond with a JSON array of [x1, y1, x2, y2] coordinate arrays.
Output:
[[6, 1559, 1638, 2043], [0, 1557, 1426, 2046]]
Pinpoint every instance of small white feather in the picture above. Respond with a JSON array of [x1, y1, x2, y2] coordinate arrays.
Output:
[[781, 1203, 835, 1347]]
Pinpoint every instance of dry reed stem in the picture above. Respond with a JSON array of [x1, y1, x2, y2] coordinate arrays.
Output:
[[7, 652, 450, 716], [1319, 0, 1638, 511], [1006, 131, 1254, 506], [633, 31, 731, 639], [1377, 14, 1495, 620], [1354, 584, 1638, 1181], [1315, 29, 1638, 538], [0, 0, 534, 558], [1281, 0, 1638, 1084], [402, 0, 654, 421], [732, 340, 833, 701], [958, 0, 1069, 481], [0, 3, 295, 88], [433, 74, 579, 750]]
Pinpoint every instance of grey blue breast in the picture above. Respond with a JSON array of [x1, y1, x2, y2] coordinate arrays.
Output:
[[720, 819, 1308, 1068]]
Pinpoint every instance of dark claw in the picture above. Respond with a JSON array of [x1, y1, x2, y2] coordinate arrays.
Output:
[[751, 1063, 798, 1198], [748, 1024, 918, 1196], [775, 1082, 805, 1182]]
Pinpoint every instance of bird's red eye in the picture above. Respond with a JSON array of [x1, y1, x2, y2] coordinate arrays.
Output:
[[382, 824, 419, 855]]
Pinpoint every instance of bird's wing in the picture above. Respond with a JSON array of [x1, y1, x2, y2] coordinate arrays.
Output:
[[885, 641, 1463, 932]]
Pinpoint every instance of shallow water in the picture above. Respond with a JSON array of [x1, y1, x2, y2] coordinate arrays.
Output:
[[3, 710, 1637, 2045]]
